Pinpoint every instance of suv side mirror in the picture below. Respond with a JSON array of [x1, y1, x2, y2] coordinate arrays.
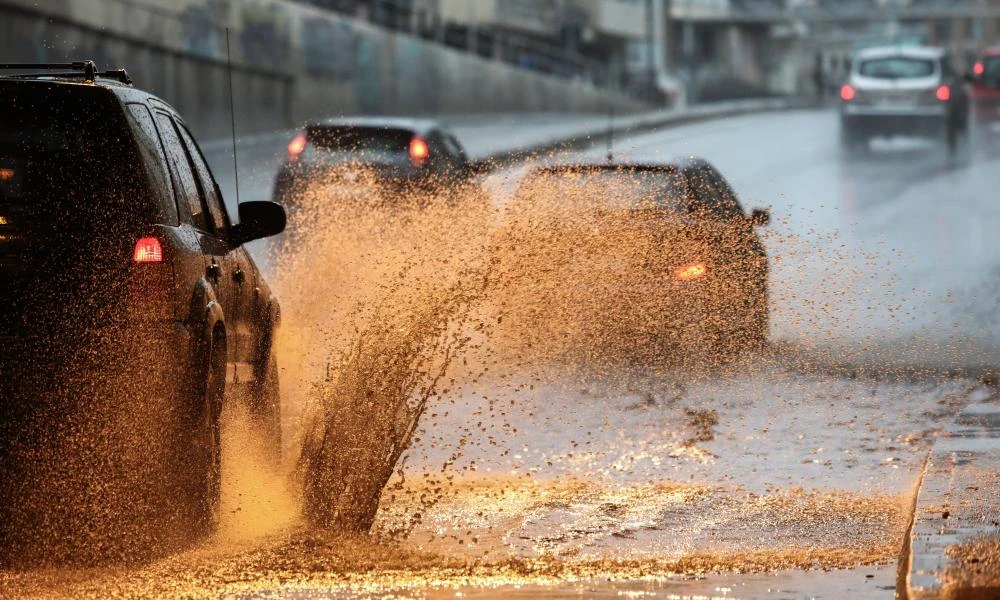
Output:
[[231, 200, 286, 245], [750, 208, 770, 226]]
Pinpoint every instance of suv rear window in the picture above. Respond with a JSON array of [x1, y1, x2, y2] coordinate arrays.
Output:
[[305, 126, 413, 164], [0, 84, 156, 224], [858, 57, 935, 79]]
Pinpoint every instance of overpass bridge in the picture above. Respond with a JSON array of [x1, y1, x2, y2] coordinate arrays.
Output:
[[665, 0, 1000, 100], [673, 0, 1000, 23]]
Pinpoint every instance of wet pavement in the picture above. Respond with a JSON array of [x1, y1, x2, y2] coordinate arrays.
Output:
[[904, 392, 1000, 599], [3, 109, 1000, 597]]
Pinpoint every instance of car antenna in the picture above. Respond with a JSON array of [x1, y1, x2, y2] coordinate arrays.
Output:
[[606, 106, 615, 163], [225, 28, 241, 206]]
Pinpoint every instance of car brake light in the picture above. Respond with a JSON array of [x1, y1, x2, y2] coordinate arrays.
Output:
[[0, 167, 14, 181], [409, 136, 429, 165], [935, 84, 950, 102], [133, 236, 163, 263], [287, 133, 307, 159], [675, 262, 708, 281], [974, 62, 985, 76], [840, 84, 856, 101]]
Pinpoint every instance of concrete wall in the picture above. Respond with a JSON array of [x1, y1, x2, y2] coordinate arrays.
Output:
[[0, 0, 646, 140]]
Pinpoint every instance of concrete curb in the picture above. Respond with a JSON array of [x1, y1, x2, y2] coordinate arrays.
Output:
[[900, 393, 1000, 599]]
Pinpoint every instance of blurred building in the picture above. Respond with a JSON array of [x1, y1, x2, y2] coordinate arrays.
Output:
[[295, 0, 669, 97], [232, 0, 1000, 102]]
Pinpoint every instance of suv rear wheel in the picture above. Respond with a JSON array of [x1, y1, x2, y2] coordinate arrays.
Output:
[[187, 331, 224, 533]]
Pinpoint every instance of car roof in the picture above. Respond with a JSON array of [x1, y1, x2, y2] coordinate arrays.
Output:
[[530, 157, 711, 174], [0, 74, 170, 110], [307, 116, 442, 135], [854, 45, 945, 61]]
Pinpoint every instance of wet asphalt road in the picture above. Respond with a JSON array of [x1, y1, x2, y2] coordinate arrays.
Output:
[[4, 109, 1000, 598]]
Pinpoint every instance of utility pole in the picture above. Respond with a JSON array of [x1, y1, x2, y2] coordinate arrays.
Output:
[[646, 0, 656, 90]]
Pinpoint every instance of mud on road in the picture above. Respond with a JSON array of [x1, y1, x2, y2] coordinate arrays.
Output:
[[4, 110, 1000, 597]]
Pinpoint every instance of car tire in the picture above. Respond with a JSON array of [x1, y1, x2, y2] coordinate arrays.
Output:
[[742, 297, 770, 352], [839, 124, 866, 156], [186, 331, 224, 534], [250, 353, 282, 468]]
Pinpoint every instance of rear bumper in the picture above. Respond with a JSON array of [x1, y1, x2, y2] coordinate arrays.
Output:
[[0, 320, 195, 401], [972, 98, 1000, 122], [841, 108, 948, 136]]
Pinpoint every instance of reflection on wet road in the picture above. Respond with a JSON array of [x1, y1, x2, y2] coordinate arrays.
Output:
[[4, 109, 1000, 598]]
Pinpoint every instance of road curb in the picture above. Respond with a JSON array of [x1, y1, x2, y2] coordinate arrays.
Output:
[[900, 394, 1000, 599]]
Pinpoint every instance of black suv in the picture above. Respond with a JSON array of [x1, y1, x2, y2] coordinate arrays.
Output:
[[272, 117, 480, 211], [0, 62, 285, 556]]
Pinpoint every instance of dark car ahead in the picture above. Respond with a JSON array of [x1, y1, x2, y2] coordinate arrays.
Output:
[[0, 62, 286, 555], [501, 159, 770, 357], [967, 47, 1000, 130], [272, 117, 480, 211]]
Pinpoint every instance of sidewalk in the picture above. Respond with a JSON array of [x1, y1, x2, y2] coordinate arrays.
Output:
[[901, 393, 1000, 599]]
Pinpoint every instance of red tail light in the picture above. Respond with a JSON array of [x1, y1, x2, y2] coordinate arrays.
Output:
[[133, 236, 163, 263], [675, 262, 708, 282], [973, 62, 985, 76], [287, 133, 307, 159], [409, 136, 429, 166], [840, 84, 856, 101], [935, 84, 950, 102]]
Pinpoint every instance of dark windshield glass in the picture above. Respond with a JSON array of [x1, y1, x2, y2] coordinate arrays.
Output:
[[306, 126, 413, 164], [517, 168, 690, 212], [858, 57, 935, 79], [0, 84, 151, 223]]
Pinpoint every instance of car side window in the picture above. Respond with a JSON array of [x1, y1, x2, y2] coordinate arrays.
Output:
[[684, 164, 744, 220], [175, 123, 229, 233], [153, 111, 208, 230], [442, 131, 467, 162], [940, 56, 955, 79], [125, 103, 178, 225]]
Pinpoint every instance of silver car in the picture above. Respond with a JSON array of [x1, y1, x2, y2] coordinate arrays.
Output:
[[839, 46, 969, 153]]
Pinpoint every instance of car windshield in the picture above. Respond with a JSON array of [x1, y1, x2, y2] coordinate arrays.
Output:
[[305, 126, 413, 164], [516, 168, 690, 213], [858, 57, 936, 78]]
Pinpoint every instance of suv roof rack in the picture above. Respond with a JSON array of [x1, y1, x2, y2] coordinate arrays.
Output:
[[0, 60, 132, 85]]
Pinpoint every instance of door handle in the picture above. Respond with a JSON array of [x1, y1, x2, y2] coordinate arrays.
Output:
[[233, 268, 245, 284], [206, 261, 221, 280]]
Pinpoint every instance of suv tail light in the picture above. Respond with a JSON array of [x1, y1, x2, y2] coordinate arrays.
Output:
[[973, 62, 985, 76], [840, 84, 856, 101], [133, 236, 163, 263], [409, 135, 429, 166], [287, 133, 307, 160], [129, 235, 174, 320], [935, 85, 951, 102]]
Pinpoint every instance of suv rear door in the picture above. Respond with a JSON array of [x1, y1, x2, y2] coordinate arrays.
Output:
[[150, 108, 239, 375], [174, 122, 258, 384]]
